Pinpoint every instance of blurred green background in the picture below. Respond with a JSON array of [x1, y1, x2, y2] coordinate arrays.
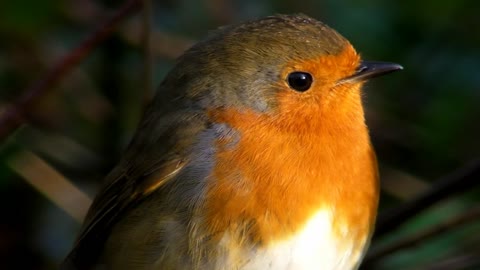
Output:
[[0, 0, 479, 269]]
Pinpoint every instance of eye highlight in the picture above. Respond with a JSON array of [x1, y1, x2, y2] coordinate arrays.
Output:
[[287, 72, 313, 92]]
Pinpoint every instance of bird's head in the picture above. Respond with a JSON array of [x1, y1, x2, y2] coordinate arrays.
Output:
[[161, 14, 401, 133]]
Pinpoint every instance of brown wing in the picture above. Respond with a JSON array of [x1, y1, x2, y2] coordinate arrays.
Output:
[[61, 99, 208, 269]]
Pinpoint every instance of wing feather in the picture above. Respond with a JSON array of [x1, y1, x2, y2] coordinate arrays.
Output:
[[62, 99, 207, 269]]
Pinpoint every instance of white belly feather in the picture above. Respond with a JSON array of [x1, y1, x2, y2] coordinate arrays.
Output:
[[224, 210, 366, 270]]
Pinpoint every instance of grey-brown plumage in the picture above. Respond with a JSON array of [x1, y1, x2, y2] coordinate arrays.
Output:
[[61, 14, 399, 270]]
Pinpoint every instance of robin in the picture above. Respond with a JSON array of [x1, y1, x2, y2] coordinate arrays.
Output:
[[63, 14, 402, 270]]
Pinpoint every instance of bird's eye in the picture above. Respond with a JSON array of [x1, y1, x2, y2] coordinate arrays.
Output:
[[287, 72, 313, 92]]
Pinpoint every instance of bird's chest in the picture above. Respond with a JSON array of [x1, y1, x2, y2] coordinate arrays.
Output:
[[203, 114, 377, 269], [217, 209, 367, 270]]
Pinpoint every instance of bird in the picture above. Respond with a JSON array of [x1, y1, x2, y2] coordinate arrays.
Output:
[[62, 14, 402, 270]]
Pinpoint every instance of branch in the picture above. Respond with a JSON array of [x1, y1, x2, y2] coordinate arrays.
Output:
[[365, 205, 480, 264], [0, 0, 142, 142], [142, 0, 154, 104], [7, 150, 93, 222], [422, 252, 480, 270], [374, 159, 480, 238]]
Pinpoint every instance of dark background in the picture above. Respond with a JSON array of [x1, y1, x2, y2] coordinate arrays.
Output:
[[0, 0, 479, 269]]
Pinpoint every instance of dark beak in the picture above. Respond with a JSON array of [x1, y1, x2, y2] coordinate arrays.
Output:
[[337, 61, 403, 84]]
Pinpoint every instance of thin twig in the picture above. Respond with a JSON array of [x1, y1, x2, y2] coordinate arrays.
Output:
[[7, 150, 93, 222], [374, 159, 480, 238], [421, 252, 480, 270], [0, 0, 142, 142], [365, 205, 480, 264], [142, 0, 154, 104]]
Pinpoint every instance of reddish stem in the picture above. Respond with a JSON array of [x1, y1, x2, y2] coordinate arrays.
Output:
[[0, 0, 142, 141]]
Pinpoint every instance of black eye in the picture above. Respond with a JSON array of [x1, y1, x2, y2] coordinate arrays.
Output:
[[287, 72, 313, 92]]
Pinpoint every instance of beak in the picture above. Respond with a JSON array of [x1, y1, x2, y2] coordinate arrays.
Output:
[[337, 61, 403, 84]]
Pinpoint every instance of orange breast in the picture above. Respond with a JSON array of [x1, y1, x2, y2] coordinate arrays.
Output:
[[203, 95, 379, 251]]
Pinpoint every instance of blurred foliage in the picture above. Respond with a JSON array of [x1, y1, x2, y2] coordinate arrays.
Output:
[[0, 0, 479, 269]]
